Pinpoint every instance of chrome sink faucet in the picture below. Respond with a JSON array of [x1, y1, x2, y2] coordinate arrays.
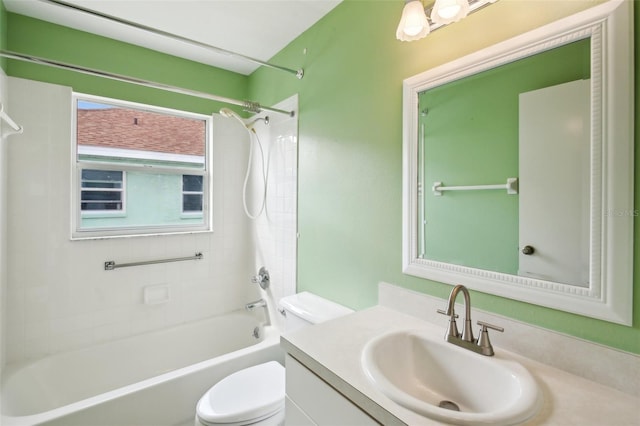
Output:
[[438, 284, 504, 356]]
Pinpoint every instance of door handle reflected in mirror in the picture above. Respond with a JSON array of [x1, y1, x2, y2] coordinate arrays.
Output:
[[522, 245, 535, 255]]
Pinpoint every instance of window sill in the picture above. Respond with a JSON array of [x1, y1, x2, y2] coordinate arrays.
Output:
[[71, 227, 213, 241], [81, 212, 127, 219]]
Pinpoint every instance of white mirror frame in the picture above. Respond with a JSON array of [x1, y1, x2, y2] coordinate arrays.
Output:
[[402, 0, 633, 325]]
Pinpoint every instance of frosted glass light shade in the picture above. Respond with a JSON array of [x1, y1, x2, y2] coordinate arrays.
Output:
[[396, 0, 430, 41], [431, 0, 470, 25]]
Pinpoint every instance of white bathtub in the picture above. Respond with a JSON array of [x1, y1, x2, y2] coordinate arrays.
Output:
[[1, 310, 283, 426]]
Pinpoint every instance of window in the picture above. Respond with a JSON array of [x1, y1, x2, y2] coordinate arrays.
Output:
[[81, 169, 125, 212], [182, 175, 203, 213], [73, 93, 211, 238]]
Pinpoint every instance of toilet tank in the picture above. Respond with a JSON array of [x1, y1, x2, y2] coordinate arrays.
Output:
[[279, 292, 353, 332]]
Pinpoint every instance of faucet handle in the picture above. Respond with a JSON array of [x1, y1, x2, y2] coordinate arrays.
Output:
[[476, 320, 504, 356], [251, 267, 270, 290], [477, 320, 504, 333], [438, 309, 460, 338], [437, 309, 458, 318]]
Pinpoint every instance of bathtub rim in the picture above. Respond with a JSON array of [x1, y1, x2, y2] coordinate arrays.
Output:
[[1, 325, 281, 426]]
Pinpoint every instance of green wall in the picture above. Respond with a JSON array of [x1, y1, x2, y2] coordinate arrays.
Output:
[[0, 1, 6, 71], [6, 13, 248, 115], [248, 0, 639, 354], [420, 39, 590, 275], [3, 1, 638, 354]]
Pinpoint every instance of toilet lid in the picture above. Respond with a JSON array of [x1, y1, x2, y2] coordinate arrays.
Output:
[[196, 361, 285, 425]]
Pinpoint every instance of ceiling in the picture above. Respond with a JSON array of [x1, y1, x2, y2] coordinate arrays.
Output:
[[4, 0, 343, 76]]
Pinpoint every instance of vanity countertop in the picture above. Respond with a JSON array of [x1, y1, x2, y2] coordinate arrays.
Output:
[[281, 306, 639, 425]]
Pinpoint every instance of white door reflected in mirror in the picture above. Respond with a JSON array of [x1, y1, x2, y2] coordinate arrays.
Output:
[[518, 79, 590, 287]]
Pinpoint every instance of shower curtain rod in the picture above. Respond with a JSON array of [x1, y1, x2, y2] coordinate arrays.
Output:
[[41, 0, 304, 80], [0, 50, 295, 117]]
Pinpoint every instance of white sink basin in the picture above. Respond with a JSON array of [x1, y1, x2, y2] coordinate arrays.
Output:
[[362, 329, 542, 425]]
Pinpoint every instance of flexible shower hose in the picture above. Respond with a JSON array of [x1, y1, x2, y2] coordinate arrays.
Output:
[[242, 129, 267, 219]]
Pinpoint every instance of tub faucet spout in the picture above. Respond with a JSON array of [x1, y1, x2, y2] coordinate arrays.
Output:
[[245, 299, 267, 311], [245, 298, 270, 326]]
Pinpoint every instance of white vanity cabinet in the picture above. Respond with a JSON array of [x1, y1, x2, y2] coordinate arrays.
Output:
[[281, 303, 639, 426], [284, 354, 379, 425]]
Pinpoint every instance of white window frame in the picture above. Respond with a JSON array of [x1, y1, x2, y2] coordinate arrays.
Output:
[[181, 174, 204, 217], [80, 168, 127, 217], [71, 93, 212, 239]]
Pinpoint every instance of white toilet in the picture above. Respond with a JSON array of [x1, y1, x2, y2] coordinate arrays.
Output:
[[194, 292, 353, 426]]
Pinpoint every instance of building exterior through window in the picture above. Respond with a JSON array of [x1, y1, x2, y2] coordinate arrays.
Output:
[[74, 95, 210, 237]]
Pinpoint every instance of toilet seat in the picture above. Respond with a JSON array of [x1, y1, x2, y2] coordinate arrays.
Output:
[[196, 361, 285, 426]]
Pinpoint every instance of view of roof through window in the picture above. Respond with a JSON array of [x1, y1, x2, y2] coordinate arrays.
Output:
[[77, 100, 206, 168]]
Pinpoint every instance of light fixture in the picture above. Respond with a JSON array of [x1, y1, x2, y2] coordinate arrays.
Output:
[[396, 0, 430, 41], [396, 0, 497, 42]]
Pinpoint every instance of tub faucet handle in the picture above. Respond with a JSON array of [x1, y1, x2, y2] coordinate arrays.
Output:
[[251, 266, 270, 290]]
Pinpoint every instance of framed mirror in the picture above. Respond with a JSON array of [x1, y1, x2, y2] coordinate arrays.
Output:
[[402, 0, 633, 325]]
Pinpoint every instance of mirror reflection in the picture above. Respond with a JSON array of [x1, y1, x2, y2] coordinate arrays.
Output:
[[403, 0, 633, 325], [417, 39, 591, 287]]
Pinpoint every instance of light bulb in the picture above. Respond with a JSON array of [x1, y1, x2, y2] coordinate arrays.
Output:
[[396, 0, 430, 41], [431, 0, 470, 25], [437, 4, 461, 20]]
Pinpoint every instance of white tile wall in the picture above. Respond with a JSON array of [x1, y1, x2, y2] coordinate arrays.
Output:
[[0, 68, 9, 383], [3, 77, 268, 363], [251, 95, 299, 329]]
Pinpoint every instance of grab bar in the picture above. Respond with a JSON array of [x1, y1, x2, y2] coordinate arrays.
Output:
[[0, 103, 23, 136], [432, 177, 518, 196], [104, 252, 203, 270]]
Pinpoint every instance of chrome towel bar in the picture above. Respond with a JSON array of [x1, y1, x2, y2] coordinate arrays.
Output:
[[104, 252, 203, 270], [432, 178, 519, 196]]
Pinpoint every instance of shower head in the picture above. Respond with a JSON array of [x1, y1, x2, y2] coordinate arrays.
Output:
[[220, 107, 269, 130], [220, 107, 245, 125]]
